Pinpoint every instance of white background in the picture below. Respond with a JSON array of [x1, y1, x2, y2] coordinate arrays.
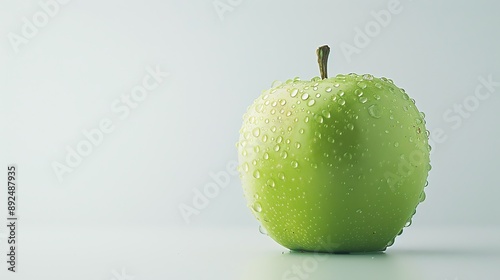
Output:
[[1, 0, 499, 279]]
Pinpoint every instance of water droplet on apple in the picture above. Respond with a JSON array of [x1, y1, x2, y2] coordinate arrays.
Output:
[[374, 94, 381, 100], [425, 130, 430, 137], [356, 209, 363, 213], [425, 181, 429, 187], [338, 99, 346, 106], [343, 153, 352, 160], [274, 144, 280, 152], [374, 82, 382, 89], [266, 179, 276, 188], [278, 172, 285, 180], [271, 80, 282, 88], [290, 88, 299, 98], [327, 137, 335, 143], [291, 160, 299, 168], [263, 152, 269, 160], [262, 134, 268, 142], [367, 104, 381, 118], [307, 99, 316, 106], [394, 142, 399, 147], [280, 151, 288, 159], [311, 77, 320, 82], [325, 87, 332, 92], [277, 136, 283, 143], [271, 126, 277, 132], [253, 146, 260, 153], [419, 191, 426, 202], [387, 238, 395, 247], [362, 74, 373, 80], [259, 225, 268, 235], [253, 169, 261, 178], [405, 219, 412, 227], [304, 116, 310, 123], [299, 128, 305, 134], [347, 123, 354, 130], [359, 96, 368, 103], [252, 127, 260, 137], [315, 115, 324, 124], [295, 142, 301, 149], [242, 162, 249, 173], [252, 202, 262, 212], [357, 81, 368, 89]]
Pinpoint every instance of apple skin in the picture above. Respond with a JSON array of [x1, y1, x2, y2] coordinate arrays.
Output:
[[237, 74, 430, 253]]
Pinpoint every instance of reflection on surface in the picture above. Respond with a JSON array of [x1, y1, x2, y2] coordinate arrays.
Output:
[[242, 249, 419, 280]]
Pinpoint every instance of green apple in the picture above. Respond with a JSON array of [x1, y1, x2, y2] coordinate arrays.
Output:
[[237, 45, 431, 253]]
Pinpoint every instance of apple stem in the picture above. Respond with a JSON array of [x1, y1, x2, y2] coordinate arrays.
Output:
[[316, 45, 330, 79]]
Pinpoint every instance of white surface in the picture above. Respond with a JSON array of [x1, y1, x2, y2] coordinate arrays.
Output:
[[1, 226, 499, 279]]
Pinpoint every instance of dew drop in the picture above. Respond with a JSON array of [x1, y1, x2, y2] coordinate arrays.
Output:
[[304, 116, 310, 123], [394, 142, 399, 147], [263, 152, 269, 160], [242, 162, 249, 173], [271, 80, 282, 88], [278, 172, 285, 180], [290, 88, 299, 97], [262, 134, 268, 142], [307, 99, 316, 106], [347, 123, 354, 130], [280, 99, 286, 106], [252, 202, 262, 212], [315, 115, 324, 123], [367, 104, 381, 118], [295, 142, 301, 149], [362, 74, 373, 80], [322, 110, 331, 118], [325, 87, 332, 92], [259, 225, 268, 235], [253, 169, 261, 179], [277, 136, 283, 143], [291, 160, 299, 168], [266, 179, 276, 188], [419, 191, 426, 202], [274, 144, 280, 152], [299, 128, 305, 134], [252, 127, 260, 137], [280, 151, 288, 159], [338, 98, 346, 106], [405, 219, 412, 227], [359, 96, 368, 103], [301, 93, 309, 100], [357, 81, 368, 89]]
